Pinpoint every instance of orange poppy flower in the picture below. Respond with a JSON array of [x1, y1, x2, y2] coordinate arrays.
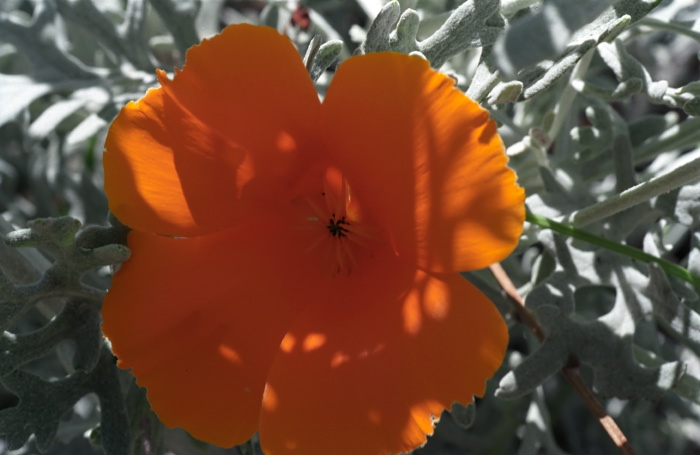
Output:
[[102, 24, 525, 455]]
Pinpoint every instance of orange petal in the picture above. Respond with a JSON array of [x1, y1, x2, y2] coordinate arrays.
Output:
[[321, 52, 525, 272], [104, 24, 320, 236], [102, 214, 323, 447], [258, 247, 508, 455]]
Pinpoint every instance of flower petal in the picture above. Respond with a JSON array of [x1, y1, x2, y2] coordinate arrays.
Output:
[[258, 248, 508, 455], [321, 52, 525, 272], [102, 215, 323, 447], [104, 24, 320, 236]]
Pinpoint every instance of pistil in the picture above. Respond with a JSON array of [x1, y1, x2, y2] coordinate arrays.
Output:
[[302, 172, 378, 275]]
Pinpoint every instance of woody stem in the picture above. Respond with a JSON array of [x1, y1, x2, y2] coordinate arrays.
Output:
[[489, 263, 637, 455]]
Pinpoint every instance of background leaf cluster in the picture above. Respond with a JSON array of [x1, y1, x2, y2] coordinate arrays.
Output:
[[2, 0, 700, 454]]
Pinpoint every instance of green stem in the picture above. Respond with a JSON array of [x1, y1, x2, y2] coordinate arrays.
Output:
[[526, 211, 700, 288]]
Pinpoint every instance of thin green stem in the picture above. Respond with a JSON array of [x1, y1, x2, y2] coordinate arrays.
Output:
[[526, 211, 700, 288]]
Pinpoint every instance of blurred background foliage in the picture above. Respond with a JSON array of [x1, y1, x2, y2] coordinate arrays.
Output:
[[2, 0, 700, 454]]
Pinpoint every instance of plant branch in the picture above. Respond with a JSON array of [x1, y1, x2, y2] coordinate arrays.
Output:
[[489, 263, 637, 455], [564, 155, 700, 227]]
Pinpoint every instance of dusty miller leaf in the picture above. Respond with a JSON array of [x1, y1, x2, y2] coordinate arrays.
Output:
[[147, 0, 200, 60], [0, 345, 129, 454], [498, 230, 693, 400], [510, 0, 663, 100], [0, 1, 98, 80], [518, 387, 569, 455], [360, 0, 504, 68], [495, 0, 614, 75], [0, 74, 54, 128], [0, 216, 130, 453]]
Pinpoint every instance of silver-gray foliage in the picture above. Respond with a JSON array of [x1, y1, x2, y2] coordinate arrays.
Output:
[[2, 0, 700, 454], [0, 216, 130, 453]]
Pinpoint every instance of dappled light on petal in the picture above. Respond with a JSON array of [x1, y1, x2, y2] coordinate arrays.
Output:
[[104, 87, 251, 237], [322, 52, 525, 272], [104, 24, 321, 237], [258, 248, 508, 455], [102, 217, 324, 447]]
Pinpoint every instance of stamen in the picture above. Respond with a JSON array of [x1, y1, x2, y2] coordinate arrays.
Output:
[[299, 171, 382, 276], [327, 215, 350, 238]]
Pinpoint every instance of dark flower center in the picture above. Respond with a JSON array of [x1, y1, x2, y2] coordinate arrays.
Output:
[[326, 214, 350, 238]]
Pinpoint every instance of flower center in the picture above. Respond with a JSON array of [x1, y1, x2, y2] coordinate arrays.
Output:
[[326, 214, 349, 238], [301, 169, 379, 276]]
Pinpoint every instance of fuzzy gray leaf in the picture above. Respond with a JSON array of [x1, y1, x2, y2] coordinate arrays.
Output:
[[65, 113, 108, 150], [517, 388, 570, 455], [516, 0, 662, 99], [360, 0, 400, 53], [495, 0, 614, 74], [389, 9, 420, 54], [499, 304, 685, 400], [674, 182, 700, 228], [420, 0, 503, 68], [0, 5, 98, 80], [0, 346, 129, 454], [0, 74, 53, 128], [506, 228, 692, 401], [28, 98, 86, 139], [147, 0, 200, 60], [55, 0, 154, 70], [309, 40, 343, 82]]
